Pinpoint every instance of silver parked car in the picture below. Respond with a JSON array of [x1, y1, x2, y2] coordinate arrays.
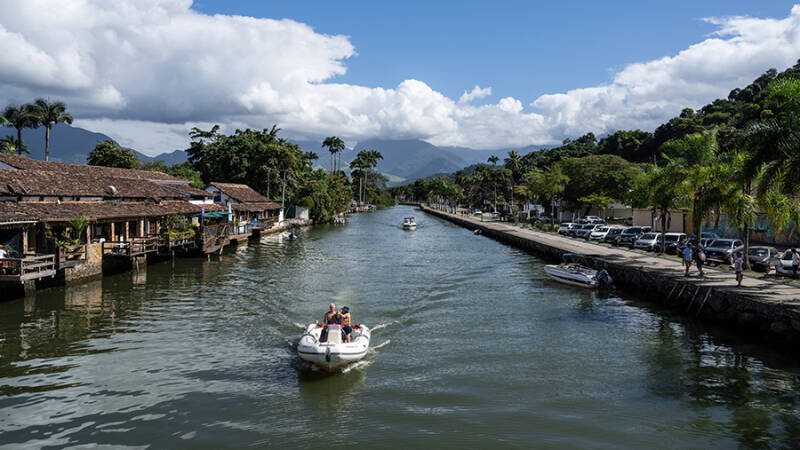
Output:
[[557, 222, 578, 235], [603, 227, 625, 244], [747, 246, 781, 272], [633, 232, 662, 251], [704, 239, 744, 265], [574, 224, 600, 239], [776, 250, 799, 277]]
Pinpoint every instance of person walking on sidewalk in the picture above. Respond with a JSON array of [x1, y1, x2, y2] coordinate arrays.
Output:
[[734, 252, 744, 287], [682, 242, 693, 277], [695, 243, 706, 277]]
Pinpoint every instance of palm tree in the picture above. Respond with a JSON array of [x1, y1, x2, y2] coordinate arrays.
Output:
[[32, 98, 73, 161], [631, 164, 687, 254], [487, 155, 499, 211], [504, 150, 522, 213], [2, 104, 37, 154], [1, 136, 18, 154], [322, 136, 345, 173], [487, 155, 499, 166], [349, 153, 368, 204]]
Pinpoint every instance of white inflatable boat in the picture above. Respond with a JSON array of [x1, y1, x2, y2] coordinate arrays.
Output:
[[297, 323, 371, 371]]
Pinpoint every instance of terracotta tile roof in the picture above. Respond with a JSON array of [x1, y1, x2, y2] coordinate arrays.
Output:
[[209, 182, 273, 203], [0, 200, 226, 223], [0, 154, 182, 182], [162, 184, 213, 198], [231, 201, 283, 212], [0, 169, 184, 201]]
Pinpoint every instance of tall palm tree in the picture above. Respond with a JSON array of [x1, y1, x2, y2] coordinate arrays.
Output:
[[349, 153, 367, 203], [504, 150, 522, 212], [322, 136, 345, 173], [33, 98, 73, 161], [488, 155, 499, 166], [630, 164, 687, 254], [487, 155, 499, 211], [2, 104, 37, 154]]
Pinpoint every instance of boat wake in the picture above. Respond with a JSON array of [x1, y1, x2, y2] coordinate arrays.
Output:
[[341, 359, 371, 373], [293, 322, 307, 329], [370, 321, 396, 332], [369, 339, 391, 352]]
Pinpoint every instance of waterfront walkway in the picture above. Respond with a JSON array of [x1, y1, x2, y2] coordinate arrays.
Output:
[[421, 205, 800, 318]]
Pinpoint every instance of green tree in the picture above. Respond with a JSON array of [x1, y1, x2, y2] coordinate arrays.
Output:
[[631, 164, 687, 254], [487, 155, 499, 166], [32, 98, 73, 161], [322, 136, 345, 173], [2, 104, 37, 154], [557, 154, 639, 210], [88, 140, 139, 168], [168, 162, 205, 189], [0, 136, 18, 154]]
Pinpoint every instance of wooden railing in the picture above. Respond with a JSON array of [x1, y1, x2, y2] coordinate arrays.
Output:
[[232, 223, 253, 236], [102, 236, 159, 257], [0, 254, 57, 283], [201, 223, 232, 253], [159, 230, 196, 252]]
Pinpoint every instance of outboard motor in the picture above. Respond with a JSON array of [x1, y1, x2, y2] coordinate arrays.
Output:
[[596, 269, 614, 288]]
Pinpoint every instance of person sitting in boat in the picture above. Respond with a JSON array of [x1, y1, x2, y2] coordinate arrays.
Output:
[[320, 303, 342, 342], [340, 306, 352, 343], [323, 303, 341, 325]]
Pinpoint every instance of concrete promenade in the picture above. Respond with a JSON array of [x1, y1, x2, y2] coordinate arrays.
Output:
[[419, 204, 800, 344]]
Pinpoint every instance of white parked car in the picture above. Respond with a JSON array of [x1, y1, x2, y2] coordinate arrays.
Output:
[[633, 232, 663, 251], [776, 250, 799, 277], [558, 222, 578, 235], [589, 226, 615, 241]]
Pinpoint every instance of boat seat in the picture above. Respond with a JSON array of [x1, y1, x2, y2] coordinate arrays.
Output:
[[322, 324, 342, 344]]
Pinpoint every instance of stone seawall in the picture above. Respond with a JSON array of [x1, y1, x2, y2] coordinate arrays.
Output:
[[419, 204, 800, 345]]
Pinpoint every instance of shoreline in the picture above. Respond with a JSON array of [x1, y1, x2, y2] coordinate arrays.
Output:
[[418, 203, 800, 346]]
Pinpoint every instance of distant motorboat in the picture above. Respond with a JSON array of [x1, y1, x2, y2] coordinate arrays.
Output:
[[282, 231, 297, 240], [403, 216, 417, 230], [474, 229, 482, 235], [297, 323, 371, 371], [543, 253, 613, 289]]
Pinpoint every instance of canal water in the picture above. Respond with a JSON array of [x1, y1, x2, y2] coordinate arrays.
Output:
[[1, 205, 798, 448]]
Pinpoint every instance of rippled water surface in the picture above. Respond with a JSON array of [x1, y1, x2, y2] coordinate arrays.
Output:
[[1, 205, 799, 448]]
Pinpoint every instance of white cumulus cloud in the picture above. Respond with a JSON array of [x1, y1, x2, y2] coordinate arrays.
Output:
[[2, 1, 800, 154]]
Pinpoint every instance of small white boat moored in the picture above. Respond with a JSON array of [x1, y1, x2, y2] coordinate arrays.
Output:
[[543, 253, 613, 289], [298, 323, 371, 371], [402, 216, 417, 230]]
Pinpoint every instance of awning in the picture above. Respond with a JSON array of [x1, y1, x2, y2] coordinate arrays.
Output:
[[200, 211, 232, 218]]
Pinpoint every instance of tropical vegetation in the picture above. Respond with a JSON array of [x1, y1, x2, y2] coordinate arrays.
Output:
[[393, 61, 800, 267]]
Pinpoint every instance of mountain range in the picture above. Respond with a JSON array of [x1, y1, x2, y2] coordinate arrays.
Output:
[[1, 124, 541, 185]]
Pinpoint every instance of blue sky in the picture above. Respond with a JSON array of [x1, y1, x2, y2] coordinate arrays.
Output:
[[3, 1, 800, 154], [192, 1, 798, 106]]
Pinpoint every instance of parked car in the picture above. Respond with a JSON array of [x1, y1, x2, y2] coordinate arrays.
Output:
[[704, 239, 744, 265], [659, 233, 688, 254], [747, 246, 781, 272], [701, 232, 720, 241], [633, 232, 663, 251], [603, 227, 625, 244], [557, 222, 578, 235], [568, 223, 590, 237], [617, 226, 651, 247], [776, 250, 798, 277], [574, 224, 601, 239], [589, 226, 617, 241]]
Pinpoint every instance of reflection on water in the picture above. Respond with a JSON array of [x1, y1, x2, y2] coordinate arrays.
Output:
[[0, 206, 798, 448]]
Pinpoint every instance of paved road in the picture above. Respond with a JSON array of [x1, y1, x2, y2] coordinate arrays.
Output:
[[426, 207, 800, 309]]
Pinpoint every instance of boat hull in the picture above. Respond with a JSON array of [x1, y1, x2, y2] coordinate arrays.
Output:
[[403, 224, 417, 230], [543, 264, 599, 288], [297, 324, 371, 371]]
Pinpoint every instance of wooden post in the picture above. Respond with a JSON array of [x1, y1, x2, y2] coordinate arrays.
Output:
[[110, 222, 115, 240]]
